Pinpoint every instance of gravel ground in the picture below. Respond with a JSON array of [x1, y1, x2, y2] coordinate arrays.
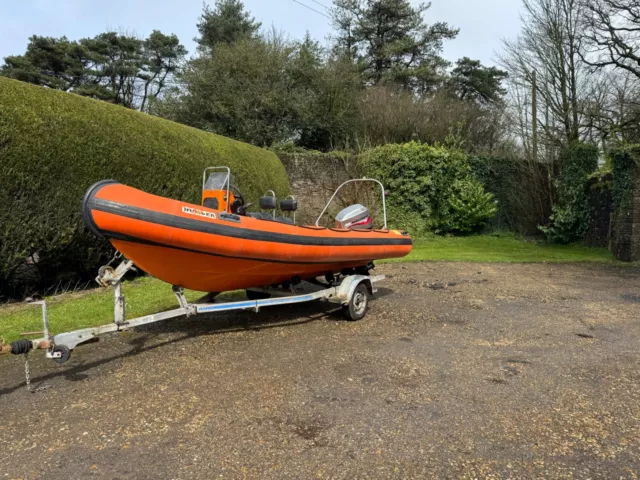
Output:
[[1, 262, 639, 479]]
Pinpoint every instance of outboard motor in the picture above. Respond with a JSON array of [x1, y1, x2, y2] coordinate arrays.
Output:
[[335, 204, 373, 230]]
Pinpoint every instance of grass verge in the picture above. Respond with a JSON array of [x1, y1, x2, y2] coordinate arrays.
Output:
[[0, 235, 616, 343], [0, 277, 241, 344], [382, 235, 615, 263]]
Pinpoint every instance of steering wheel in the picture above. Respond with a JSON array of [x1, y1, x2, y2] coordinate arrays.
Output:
[[230, 185, 250, 215]]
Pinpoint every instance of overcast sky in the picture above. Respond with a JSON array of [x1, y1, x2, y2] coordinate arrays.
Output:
[[1, 0, 523, 67]]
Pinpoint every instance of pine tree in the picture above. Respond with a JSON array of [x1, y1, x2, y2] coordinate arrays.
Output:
[[195, 0, 261, 51], [448, 57, 508, 105], [332, 0, 458, 91]]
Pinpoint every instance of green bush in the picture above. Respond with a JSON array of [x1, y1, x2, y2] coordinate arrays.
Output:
[[447, 178, 498, 233], [0, 77, 289, 298], [541, 142, 599, 244], [358, 142, 496, 235], [386, 205, 433, 238], [608, 145, 640, 260]]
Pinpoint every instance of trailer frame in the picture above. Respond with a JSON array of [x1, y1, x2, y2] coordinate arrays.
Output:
[[2, 260, 384, 366]]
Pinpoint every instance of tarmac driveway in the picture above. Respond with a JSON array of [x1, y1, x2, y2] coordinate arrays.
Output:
[[1, 262, 639, 478]]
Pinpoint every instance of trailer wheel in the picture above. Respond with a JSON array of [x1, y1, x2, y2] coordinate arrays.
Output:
[[343, 283, 369, 321], [246, 290, 271, 300], [52, 345, 71, 364]]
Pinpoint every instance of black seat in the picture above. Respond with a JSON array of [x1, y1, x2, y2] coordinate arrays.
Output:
[[259, 196, 277, 210], [280, 198, 297, 212]]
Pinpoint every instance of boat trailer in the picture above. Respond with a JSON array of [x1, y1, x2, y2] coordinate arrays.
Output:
[[2, 259, 383, 386]]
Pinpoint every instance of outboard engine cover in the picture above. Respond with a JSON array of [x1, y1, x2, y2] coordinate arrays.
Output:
[[335, 204, 373, 230]]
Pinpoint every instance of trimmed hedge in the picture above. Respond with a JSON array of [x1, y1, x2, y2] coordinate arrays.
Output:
[[0, 77, 290, 298]]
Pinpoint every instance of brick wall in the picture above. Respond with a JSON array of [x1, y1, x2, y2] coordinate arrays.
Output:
[[278, 151, 360, 225]]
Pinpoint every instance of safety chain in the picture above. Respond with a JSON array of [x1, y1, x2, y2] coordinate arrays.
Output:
[[22, 353, 51, 393], [23, 353, 31, 391]]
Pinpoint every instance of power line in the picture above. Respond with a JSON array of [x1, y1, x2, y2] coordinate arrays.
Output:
[[309, 0, 331, 10], [291, 0, 331, 19]]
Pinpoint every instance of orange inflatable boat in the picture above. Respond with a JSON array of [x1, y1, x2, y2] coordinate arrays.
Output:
[[83, 167, 412, 293]]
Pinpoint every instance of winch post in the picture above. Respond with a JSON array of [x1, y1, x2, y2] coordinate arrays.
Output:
[[95, 259, 135, 326]]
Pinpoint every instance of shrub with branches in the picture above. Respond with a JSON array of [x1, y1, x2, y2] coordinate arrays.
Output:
[[358, 142, 497, 235]]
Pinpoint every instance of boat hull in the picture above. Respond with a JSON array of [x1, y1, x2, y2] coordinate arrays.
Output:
[[83, 181, 413, 292]]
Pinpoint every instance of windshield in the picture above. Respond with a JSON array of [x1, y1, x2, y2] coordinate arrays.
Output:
[[204, 172, 234, 190]]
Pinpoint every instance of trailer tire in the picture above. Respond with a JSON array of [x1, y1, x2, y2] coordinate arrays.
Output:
[[343, 283, 369, 321]]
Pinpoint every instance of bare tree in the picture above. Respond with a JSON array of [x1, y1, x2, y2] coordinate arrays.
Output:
[[353, 86, 509, 151], [504, 77, 534, 156], [501, 0, 586, 148], [580, 0, 640, 79], [581, 69, 640, 146]]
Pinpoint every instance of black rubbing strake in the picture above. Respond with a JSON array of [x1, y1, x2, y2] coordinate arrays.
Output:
[[88, 197, 413, 247]]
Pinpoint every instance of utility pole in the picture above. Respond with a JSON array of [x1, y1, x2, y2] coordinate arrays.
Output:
[[545, 88, 554, 210], [532, 69, 538, 162]]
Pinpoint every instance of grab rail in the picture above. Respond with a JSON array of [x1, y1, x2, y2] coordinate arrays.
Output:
[[315, 178, 387, 230]]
